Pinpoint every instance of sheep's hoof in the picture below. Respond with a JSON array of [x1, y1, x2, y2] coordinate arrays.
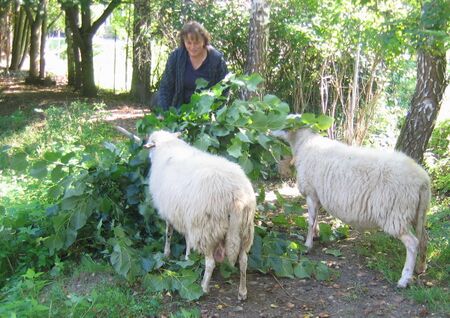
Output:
[[396, 279, 409, 288], [238, 291, 247, 301]]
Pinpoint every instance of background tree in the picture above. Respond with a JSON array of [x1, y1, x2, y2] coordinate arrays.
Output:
[[130, 0, 152, 104], [244, 0, 270, 99], [9, 3, 30, 71], [24, 0, 47, 80], [395, 0, 449, 162], [62, 0, 122, 97]]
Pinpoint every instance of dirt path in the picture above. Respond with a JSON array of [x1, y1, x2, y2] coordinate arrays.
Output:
[[186, 237, 430, 318], [1, 72, 435, 318]]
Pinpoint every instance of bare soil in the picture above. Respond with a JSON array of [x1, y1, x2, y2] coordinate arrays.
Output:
[[1, 71, 439, 318]]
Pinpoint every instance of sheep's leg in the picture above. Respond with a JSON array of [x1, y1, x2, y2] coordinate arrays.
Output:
[[397, 231, 419, 288], [305, 196, 319, 251], [185, 238, 191, 260], [201, 253, 215, 293], [238, 250, 248, 301], [164, 222, 173, 258]]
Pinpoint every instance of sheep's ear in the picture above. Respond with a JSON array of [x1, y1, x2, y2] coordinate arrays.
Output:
[[270, 130, 288, 140]]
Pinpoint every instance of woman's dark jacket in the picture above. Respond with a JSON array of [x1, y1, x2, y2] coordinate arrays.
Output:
[[157, 46, 228, 110]]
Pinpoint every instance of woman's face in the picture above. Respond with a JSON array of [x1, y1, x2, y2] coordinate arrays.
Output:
[[184, 34, 205, 58]]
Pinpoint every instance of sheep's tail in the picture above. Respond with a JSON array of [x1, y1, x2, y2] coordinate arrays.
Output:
[[415, 183, 430, 274], [225, 196, 255, 266]]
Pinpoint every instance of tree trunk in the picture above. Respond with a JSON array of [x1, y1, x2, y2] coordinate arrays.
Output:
[[25, 0, 47, 80], [79, 33, 97, 97], [130, 0, 152, 104], [244, 0, 270, 99], [65, 9, 81, 89], [64, 0, 121, 97], [18, 18, 30, 70], [10, 6, 27, 70], [395, 50, 447, 162], [395, 0, 448, 163], [39, 3, 48, 78]]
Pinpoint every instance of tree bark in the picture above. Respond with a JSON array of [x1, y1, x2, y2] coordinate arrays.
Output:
[[39, 2, 48, 78], [130, 0, 152, 104], [395, 50, 447, 162], [244, 0, 270, 99], [395, 0, 448, 163], [25, 0, 47, 80], [10, 5, 27, 71]]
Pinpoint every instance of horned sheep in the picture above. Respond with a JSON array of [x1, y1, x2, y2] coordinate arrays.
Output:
[[145, 130, 256, 300], [273, 127, 430, 288]]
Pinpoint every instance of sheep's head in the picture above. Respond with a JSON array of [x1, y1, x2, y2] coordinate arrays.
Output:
[[144, 130, 181, 149]]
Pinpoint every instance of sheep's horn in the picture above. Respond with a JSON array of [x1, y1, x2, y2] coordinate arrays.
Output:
[[115, 126, 142, 143]]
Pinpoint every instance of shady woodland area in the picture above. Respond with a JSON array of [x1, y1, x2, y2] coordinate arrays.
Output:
[[0, 0, 449, 317]]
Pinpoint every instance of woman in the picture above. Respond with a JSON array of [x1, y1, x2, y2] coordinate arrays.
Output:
[[157, 21, 228, 111]]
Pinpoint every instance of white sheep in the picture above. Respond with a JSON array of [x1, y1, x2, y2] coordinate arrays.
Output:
[[273, 127, 430, 288], [145, 130, 256, 300]]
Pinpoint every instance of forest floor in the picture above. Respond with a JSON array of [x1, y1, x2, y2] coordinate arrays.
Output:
[[0, 71, 437, 317]]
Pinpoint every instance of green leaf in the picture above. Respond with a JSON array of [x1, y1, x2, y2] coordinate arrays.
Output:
[[178, 282, 203, 301], [301, 113, 316, 124], [46, 234, 64, 255], [110, 243, 132, 277], [60, 152, 76, 164], [70, 211, 88, 231], [268, 255, 294, 278], [250, 111, 268, 131], [29, 160, 48, 179], [195, 78, 209, 90], [43, 151, 60, 162], [319, 223, 333, 242], [194, 133, 214, 151], [10, 152, 28, 171], [248, 234, 264, 271], [316, 114, 334, 130], [294, 258, 314, 279], [197, 94, 215, 115], [50, 165, 65, 182], [239, 156, 254, 174], [236, 130, 252, 143], [272, 214, 289, 226], [144, 274, 171, 292], [64, 228, 78, 248], [315, 262, 331, 281], [64, 183, 86, 199], [246, 73, 264, 91], [227, 138, 242, 158], [325, 249, 342, 257], [257, 133, 271, 150], [293, 216, 308, 230], [219, 260, 237, 279]]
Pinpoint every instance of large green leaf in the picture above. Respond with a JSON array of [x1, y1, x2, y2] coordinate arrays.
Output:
[[227, 138, 242, 158], [316, 114, 334, 130], [69, 210, 88, 231], [144, 273, 171, 292], [110, 243, 132, 277], [294, 258, 314, 279], [315, 262, 332, 281], [246, 73, 264, 91], [267, 255, 294, 278], [10, 152, 28, 171], [43, 151, 61, 162], [30, 160, 48, 179], [177, 282, 203, 301], [197, 94, 215, 115]]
